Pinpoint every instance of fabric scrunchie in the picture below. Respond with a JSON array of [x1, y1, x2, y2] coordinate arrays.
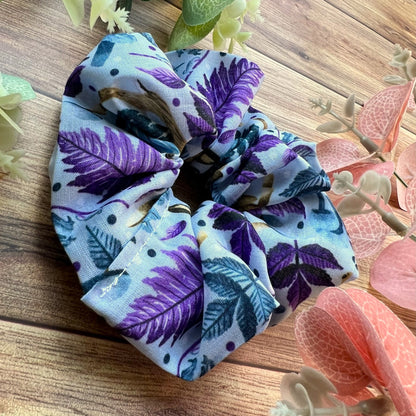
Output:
[[49, 33, 358, 380]]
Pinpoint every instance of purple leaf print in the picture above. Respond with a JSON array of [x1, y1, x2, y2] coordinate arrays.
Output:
[[297, 244, 343, 269], [248, 224, 265, 253], [235, 153, 267, 185], [161, 220, 187, 240], [210, 204, 264, 263], [252, 134, 282, 153], [184, 91, 217, 147], [116, 245, 203, 346], [58, 127, 178, 202], [282, 148, 298, 165], [230, 225, 252, 264], [64, 65, 85, 97], [211, 207, 245, 231], [268, 240, 341, 309], [235, 170, 257, 185], [268, 243, 297, 272], [250, 198, 306, 219], [138, 67, 186, 88], [207, 203, 233, 221], [291, 144, 315, 160], [196, 58, 263, 143]]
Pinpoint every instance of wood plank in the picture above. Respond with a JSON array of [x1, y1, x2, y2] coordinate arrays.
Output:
[[0, 19, 415, 372], [325, 0, 416, 47], [1, 0, 415, 396], [0, 320, 284, 416], [242, 0, 415, 97]]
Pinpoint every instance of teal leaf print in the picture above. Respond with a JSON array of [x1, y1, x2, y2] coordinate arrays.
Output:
[[204, 257, 277, 323], [200, 355, 215, 377], [202, 298, 239, 340], [202, 257, 276, 341], [52, 213, 76, 247], [205, 270, 243, 298], [181, 358, 198, 381], [279, 168, 330, 198], [81, 269, 126, 293], [236, 292, 257, 341], [86, 225, 122, 269]]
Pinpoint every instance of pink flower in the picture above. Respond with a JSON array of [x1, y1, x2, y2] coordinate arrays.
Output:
[[295, 287, 416, 415]]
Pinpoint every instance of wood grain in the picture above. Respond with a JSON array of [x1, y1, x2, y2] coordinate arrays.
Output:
[[0, 320, 284, 416], [0, 0, 415, 414]]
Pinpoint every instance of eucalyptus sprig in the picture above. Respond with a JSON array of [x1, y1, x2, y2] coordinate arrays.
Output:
[[310, 96, 380, 155], [310, 96, 408, 188], [384, 44, 416, 85]]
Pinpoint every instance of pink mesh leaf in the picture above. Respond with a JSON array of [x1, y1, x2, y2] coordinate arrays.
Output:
[[407, 93, 416, 112], [315, 288, 416, 416], [295, 307, 373, 395], [396, 142, 416, 211], [370, 237, 416, 311], [342, 161, 395, 186], [357, 80, 416, 152], [341, 209, 391, 259], [316, 138, 394, 184], [316, 138, 361, 173], [405, 179, 416, 222], [345, 288, 416, 416]]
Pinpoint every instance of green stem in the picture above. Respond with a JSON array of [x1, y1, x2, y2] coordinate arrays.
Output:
[[0, 107, 23, 134]]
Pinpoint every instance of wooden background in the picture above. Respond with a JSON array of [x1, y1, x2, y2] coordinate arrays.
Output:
[[1, 1, 415, 415]]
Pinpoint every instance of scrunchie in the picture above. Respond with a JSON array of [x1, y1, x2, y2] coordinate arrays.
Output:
[[49, 33, 358, 380]]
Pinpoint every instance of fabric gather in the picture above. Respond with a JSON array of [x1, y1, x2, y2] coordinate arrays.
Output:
[[49, 33, 358, 380]]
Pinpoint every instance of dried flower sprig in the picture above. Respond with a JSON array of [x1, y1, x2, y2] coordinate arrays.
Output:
[[0, 72, 35, 179], [62, 0, 133, 33], [310, 96, 379, 155]]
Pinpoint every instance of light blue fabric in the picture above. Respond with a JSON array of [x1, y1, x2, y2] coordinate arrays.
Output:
[[49, 33, 358, 380]]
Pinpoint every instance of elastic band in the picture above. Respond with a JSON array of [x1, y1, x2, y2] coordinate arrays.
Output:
[[50, 33, 357, 380]]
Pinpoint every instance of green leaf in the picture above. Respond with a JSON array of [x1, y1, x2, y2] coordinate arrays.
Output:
[[0, 93, 22, 110], [1, 74, 36, 101], [117, 0, 132, 11], [182, 0, 234, 26], [168, 13, 220, 50], [90, 0, 113, 29], [62, 0, 85, 26], [0, 107, 23, 134]]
